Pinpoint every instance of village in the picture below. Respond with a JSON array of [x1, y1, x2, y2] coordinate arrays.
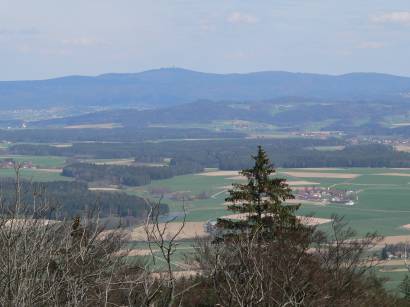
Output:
[[294, 186, 357, 205], [0, 158, 33, 169]]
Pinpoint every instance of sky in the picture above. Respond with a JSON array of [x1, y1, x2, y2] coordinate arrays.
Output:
[[1, 0, 410, 80]]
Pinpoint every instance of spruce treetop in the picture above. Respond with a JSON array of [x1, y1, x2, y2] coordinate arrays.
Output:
[[218, 146, 300, 239]]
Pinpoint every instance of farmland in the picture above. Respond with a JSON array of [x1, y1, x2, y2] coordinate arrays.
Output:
[[2, 151, 410, 289], [121, 167, 410, 287], [1, 157, 410, 238], [127, 168, 410, 237]]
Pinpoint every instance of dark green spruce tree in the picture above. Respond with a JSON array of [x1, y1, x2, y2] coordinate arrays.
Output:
[[217, 146, 300, 240]]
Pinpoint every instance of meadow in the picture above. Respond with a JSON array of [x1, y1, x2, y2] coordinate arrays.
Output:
[[127, 168, 410, 237]]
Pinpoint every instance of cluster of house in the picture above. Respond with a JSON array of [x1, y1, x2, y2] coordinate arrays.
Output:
[[381, 243, 410, 260], [295, 187, 356, 205], [350, 135, 409, 147], [0, 158, 33, 169], [292, 131, 344, 138]]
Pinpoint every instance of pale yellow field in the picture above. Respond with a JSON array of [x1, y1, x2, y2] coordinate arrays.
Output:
[[33, 168, 63, 173], [392, 123, 410, 127], [123, 216, 332, 242], [226, 175, 246, 180], [218, 213, 331, 226], [376, 173, 410, 177], [64, 123, 122, 129], [395, 145, 410, 153], [5, 219, 60, 227], [198, 171, 240, 177], [291, 168, 343, 171], [94, 159, 135, 166], [281, 171, 359, 179], [88, 187, 121, 191], [130, 222, 208, 241], [378, 235, 410, 245], [50, 144, 73, 148], [287, 180, 320, 186]]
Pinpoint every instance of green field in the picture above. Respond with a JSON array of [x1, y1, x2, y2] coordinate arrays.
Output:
[[127, 168, 410, 237], [0, 154, 68, 181], [2, 158, 409, 285], [0, 168, 71, 182], [0, 155, 66, 168], [125, 167, 410, 288]]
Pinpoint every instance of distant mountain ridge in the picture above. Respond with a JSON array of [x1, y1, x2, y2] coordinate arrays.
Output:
[[1, 68, 410, 109]]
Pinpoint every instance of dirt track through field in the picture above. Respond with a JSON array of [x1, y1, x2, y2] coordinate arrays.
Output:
[[281, 171, 359, 179]]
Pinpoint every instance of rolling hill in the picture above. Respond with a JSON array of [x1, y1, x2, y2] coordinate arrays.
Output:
[[1, 68, 410, 109]]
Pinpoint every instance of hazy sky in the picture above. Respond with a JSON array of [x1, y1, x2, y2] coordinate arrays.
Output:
[[1, 0, 410, 80]]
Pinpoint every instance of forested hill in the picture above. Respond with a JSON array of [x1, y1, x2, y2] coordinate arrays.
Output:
[[1, 68, 410, 109]]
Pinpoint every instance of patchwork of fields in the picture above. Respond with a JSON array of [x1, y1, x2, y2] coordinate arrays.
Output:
[[128, 167, 410, 238], [2, 158, 410, 288]]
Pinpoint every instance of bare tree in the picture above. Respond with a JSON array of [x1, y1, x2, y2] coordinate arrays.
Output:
[[195, 215, 389, 307], [142, 199, 192, 307], [0, 165, 134, 306]]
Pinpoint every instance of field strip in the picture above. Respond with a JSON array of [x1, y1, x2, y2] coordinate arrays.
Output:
[[333, 183, 398, 187], [313, 206, 410, 214], [33, 168, 63, 173], [211, 189, 228, 199], [375, 173, 410, 177], [126, 246, 195, 257], [375, 259, 410, 267], [286, 199, 328, 206], [129, 222, 208, 241], [88, 187, 120, 191], [392, 123, 410, 127], [153, 255, 192, 270], [379, 268, 408, 272], [64, 122, 122, 129], [281, 171, 359, 179], [197, 171, 240, 177], [219, 213, 331, 226], [94, 159, 135, 166], [290, 168, 344, 171], [287, 180, 320, 186], [379, 236, 410, 245]]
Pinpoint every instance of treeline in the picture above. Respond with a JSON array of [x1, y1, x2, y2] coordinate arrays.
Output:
[[62, 160, 203, 186], [0, 179, 168, 219], [0, 127, 244, 143], [10, 137, 341, 160], [11, 138, 410, 168]]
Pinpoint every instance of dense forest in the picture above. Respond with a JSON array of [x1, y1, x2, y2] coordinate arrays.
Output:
[[0, 127, 244, 142], [0, 179, 168, 220], [62, 160, 203, 186], [11, 138, 410, 168]]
